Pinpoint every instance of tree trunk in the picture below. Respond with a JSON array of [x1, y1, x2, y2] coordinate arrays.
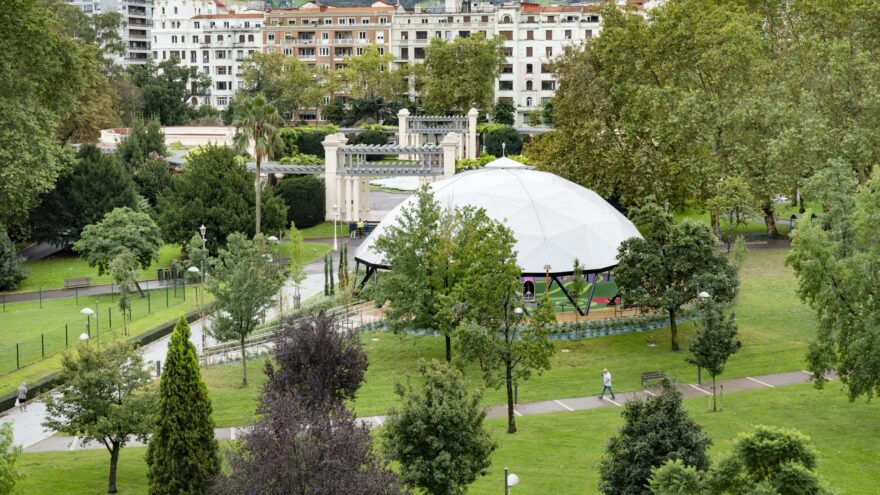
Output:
[[255, 155, 262, 235], [240, 336, 248, 386], [445, 335, 451, 363], [712, 375, 717, 412], [107, 442, 120, 494], [506, 362, 516, 434], [668, 308, 679, 351], [133, 280, 145, 297], [763, 203, 778, 238]]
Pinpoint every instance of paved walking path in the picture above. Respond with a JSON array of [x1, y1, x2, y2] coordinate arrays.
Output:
[[21, 369, 835, 453], [0, 238, 364, 449]]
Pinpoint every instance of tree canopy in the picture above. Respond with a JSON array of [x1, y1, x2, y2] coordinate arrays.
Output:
[[421, 33, 506, 114], [74, 206, 162, 275]]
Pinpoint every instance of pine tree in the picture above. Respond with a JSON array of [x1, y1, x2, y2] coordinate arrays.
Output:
[[147, 317, 220, 495]]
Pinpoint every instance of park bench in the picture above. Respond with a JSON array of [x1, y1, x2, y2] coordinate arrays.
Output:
[[742, 232, 771, 243], [63, 277, 92, 289], [640, 371, 667, 388]]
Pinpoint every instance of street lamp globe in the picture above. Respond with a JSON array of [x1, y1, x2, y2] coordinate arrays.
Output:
[[199, 224, 207, 238], [697, 291, 711, 301], [187, 266, 200, 274], [80, 307, 95, 316], [507, 473, 519, 487], [267, 235, 279, 242], [513, 307, 523, 315], [79, 333, 90, 342]]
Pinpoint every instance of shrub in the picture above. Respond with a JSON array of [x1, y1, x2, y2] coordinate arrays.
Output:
[[275, 175, 326, 229], [0, 226, 27, 291], [349, 130, 389, 161], [456, 152, 497, 172], [278, 154, 323, 165], [483, 125, 523, 156], [278, 126, 338, 158]]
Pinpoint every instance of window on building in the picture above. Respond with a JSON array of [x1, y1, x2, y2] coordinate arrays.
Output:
[[464, 15, 470, 22], [499, 80, 513, 90], [526, 63, 533, 73], [173, 6, 177, 14], [547, 16, 554, 22], [236, 49, 244, 60], [545, 30, 552, 40], [585, 29, 593, 38], [190, 51, 197, 62], [239, 34, 245, 43], [216, 97, 229, 106], [378, 47, 384, 55], [526, 96, 533, 107], [459, 31, 469, 37], [527, 15, 534, 23], [216, 81, 228, 90], [161, 7, 164, 14], [283, 47, 292, 55], [320, 47, 329, 56], [216, 50, 226, 59], [541, 80, 556, 90], [400, 47, 409, 60], [322, 32, 329, 39], [162, 50, 166, 60], [359, 31, 366, 39], [481, 15, 489, 22], [362, 18, 370, 24], [501, 15, 511, 23], [216, 66, 227, 75], [416, 31, 428, 40], [324, 19, 332, 25], [267, 33, 274, 42], [526, 80, 533, 90], [203, 66, 209, 74], [499, 30, 512, 41], [422, 18, 429, 24], [194, 22, 199, 28], [379, 17, 387, 24], [526, 46, 533, 57], [248, 34, 254, 42], [356, 47, 363, 55], [414, 47, 425, 59], [526, 30, 533, 40], [565, 29, 571, 39], [545, 46, 552, 57], [505, 47, 513, 57], [339, 18, 346, 25], [501, 64, 512, 74]]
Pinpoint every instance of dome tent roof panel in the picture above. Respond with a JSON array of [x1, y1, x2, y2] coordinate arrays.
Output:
[[356, 158, 642, 274]]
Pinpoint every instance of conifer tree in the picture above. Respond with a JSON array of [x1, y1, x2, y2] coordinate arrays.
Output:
[[329, 253, 335, 295], [147, 317, 220, 494]]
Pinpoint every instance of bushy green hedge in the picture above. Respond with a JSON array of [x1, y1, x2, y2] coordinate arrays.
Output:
[[456, 153, 497, 172], [275, 175, 325, 229], [484, 125, 524, 156], [349, 130, 389, 161], [278, 154, 323, 165], [278, 126, 338, 158]]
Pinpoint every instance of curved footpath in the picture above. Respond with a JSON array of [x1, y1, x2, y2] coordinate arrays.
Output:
[[24, 369, 835, 453], [0, 238, 361, 449]]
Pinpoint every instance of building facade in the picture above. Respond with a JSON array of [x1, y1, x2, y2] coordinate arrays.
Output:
[[152, 0, 263, 108], [64, 0, 155, 67]]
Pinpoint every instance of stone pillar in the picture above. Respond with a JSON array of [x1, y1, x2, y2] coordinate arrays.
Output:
[[336, 175, 346, 222], [441, 132, 458, 178], [398, 108, 410, 160], [352, 177, 361, 222], [359, 177, 369, 218], [322, 133, 348, 221], [467, 108, 479, 160]]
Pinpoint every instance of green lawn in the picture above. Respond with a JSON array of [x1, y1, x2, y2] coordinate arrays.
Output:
[[18, 384, 879, 495], [271, 240, 331, 264], [0, 286, 204, 395], [299, 221, 350, 239], [203, 248, 817, 424], [8, 245, 184, 293]]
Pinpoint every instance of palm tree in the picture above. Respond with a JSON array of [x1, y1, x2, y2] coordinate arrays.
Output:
[[233, 94, 284, 234]]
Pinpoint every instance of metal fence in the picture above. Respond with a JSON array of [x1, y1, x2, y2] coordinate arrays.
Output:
[[0, 284, 197, 375]]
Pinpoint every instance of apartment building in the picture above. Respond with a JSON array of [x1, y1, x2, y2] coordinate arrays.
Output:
[[496, 3, 600, 123], [64, 0, 155, 67], [389, 1, 600, 124], [263, 2, 395, 70], [152, 0, 263, 108]]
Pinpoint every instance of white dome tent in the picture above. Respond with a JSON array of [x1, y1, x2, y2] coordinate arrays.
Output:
[[354, 156, 642, 314]]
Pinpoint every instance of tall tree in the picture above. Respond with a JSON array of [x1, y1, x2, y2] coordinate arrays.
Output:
[[649, 426, 835, 495], [706, 176, 756, 252], [0, 225, 28, 291], [686, 300, 741, 412], [615, 203, 738, 351], [30, 144, 139, 247], [599, 380, 711, 495], [570, 258, 586, 319], [265, 312, 367, 411], [127, 57, 211, 125], [74, 206, 162, 276], [286, 223, 306, 307], [108, 249, 138, 333], [786, 163, 880, 400], [241, 52, 321, 121], [421, 32, 506, 114], [492, 100, 515, 125], [44, 344, 155, 494], [383, 360, 496, 495], [147, 317, 220, 495], [207, 233, 284, 385], [217, 389, 400, 495], [157, 145, 287, 253], [458, 293, 556, 434], [0, 422, 22, 494], [233, 94, 284, 234]]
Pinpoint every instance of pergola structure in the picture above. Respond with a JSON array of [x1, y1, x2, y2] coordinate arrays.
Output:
[[398, 108, 478, 161]]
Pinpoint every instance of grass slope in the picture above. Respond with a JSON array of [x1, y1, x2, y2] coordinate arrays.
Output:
[[203, 248, 816, 424], [18, 385, 879, 495]]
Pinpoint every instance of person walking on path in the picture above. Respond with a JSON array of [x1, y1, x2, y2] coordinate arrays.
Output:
[[16, 383, 27, 412], [599, 369, 615, 400]]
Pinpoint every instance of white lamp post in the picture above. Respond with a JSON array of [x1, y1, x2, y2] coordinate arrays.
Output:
[[79, 333, 90, 345], [80, 307, 95, 338], [504, 468, 519, 495], [698, 291, 711, 301], [332, 204, 339, 252]]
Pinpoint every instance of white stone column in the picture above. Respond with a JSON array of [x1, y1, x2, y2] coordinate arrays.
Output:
[[337, 175, 346, 221], [398, 108, 410, 160], [351, 177, 360, 221], [345, 177, 354, 222], [441, 132, 458, 178], [467, 108, 479, 160], [359, 177, 369, 217], [322, 133, 348, 221]]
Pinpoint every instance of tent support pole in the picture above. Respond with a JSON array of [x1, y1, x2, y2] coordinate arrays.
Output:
[[358, 266, 376, 290], [583, 273, 599, 317], [553, 275, 584, 316]]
